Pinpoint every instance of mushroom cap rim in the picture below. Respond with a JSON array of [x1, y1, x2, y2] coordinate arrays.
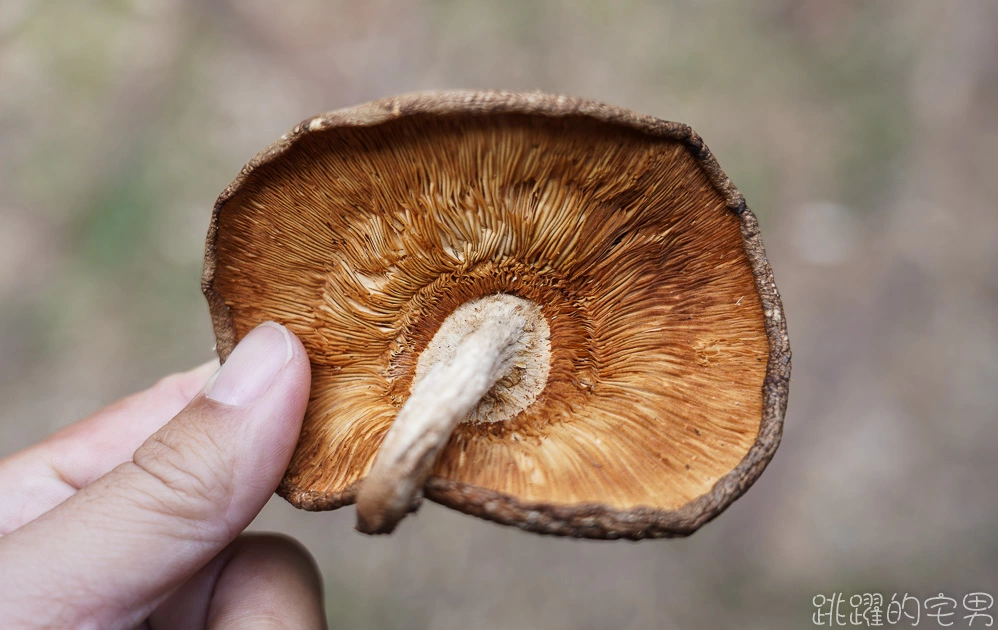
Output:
[[202, 89, 792, 540]]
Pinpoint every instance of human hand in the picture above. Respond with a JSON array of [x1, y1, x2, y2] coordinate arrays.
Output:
[[0, 322, 326, 629]]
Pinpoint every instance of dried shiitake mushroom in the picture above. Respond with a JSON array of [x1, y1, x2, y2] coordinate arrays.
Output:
[[202, 90, 791, 540]]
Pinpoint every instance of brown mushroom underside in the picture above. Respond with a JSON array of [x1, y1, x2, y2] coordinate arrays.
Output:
[[203, 91, 791, 539]]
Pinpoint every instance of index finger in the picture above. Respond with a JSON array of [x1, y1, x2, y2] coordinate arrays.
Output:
[[0, 360, 217, 535]]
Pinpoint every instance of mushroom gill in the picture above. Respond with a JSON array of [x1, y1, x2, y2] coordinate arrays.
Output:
[[204, 92, 790, 539]]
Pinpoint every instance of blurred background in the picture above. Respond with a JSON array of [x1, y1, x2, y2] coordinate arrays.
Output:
[[2, 1, 996, 627]]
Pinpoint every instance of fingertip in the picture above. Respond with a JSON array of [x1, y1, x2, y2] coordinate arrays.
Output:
[[206, 534, 326, 629], [148, 533, 325, 630], [189, 359, 221, 384], [281, 323, 312, 391], [0, 330, 315, 629], [233, 533, 324, 595], [205, 322, 310, 408], [150, 359, 220, 409]]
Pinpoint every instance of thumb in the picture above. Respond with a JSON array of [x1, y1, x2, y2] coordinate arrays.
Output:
[[0, 322, 311, 629]]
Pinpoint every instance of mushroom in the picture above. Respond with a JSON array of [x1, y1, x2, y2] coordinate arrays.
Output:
[[202, 90, 790, 540]]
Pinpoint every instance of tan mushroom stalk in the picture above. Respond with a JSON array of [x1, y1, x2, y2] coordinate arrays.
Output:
[[202, 90, 791, 540], [357, 294, 549, 533]]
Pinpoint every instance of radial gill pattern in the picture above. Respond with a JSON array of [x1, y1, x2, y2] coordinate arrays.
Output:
[[206, 98, 777, 537]]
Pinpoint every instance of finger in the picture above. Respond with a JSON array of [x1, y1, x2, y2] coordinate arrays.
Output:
[[0, 322, 311, 629], [47, 360, 220, 484], [148, 534, 325, 630], [0, 361, 218, 535], [207, 534, 326, 630]]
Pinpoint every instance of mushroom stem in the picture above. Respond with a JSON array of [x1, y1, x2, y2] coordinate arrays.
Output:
[[356, 301, 531, 534]]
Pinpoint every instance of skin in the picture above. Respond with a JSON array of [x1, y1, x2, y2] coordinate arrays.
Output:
[[0, 322, 327, 629]]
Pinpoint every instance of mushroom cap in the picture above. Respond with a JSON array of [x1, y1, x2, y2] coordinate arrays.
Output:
[[203, 90, 791, 539]]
